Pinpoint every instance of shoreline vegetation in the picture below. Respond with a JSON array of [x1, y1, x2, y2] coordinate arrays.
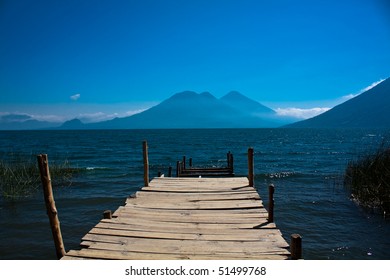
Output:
[[344, 143, 390, 216], [0, 154, 78, 199]]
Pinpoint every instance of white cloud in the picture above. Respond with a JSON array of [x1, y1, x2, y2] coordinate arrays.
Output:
[[70, 93, 81, 101], [32, 114, 67, 123], [77, 112, 118, 123], [358, 79, 385, 94], [341, 78, 386, 102], [275, 107, 331, 119], [340, 93, 358, 102], [76, 109, 147, 123]]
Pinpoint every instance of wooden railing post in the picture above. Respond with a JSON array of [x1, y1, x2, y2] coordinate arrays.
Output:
[[248, 147, 254, 187], [37, 154, 66, 259], [291, 234, 302, 259], [268, 184, 274, 223], [143, 141, 149, 186], [176, 161, 181, 177], [103, 210, 112, 219]]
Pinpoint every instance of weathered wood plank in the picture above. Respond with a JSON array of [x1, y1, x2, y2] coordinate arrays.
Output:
[[81, 234, 289, 250], [112, 207, 268, 218], [100, 217, 278, 230], [94, 220, 283, 237], [81, 240, 290, 256], [133, 190, 260, 200], [124, 199, 264, 210], [111, 210, 268, 224], [66, 248, 288, 260], [87, 227, 287, 242]]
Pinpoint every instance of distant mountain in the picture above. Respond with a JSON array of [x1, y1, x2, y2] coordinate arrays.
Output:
[[286, 78, 390, 128], [220, 91, 275, 116], [0, 113, 60, 130], [85, 91, 286, 129], [58, 118, 85, 130]]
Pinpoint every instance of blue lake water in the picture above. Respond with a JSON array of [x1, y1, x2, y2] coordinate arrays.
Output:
[[1, 128, 390, 260]]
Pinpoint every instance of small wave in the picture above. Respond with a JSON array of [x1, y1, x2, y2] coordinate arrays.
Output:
[[85, 166, 111, 171], [266, 171, 298, 179]]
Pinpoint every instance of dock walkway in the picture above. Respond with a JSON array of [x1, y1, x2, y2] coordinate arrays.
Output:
[[62, 176, 290, 260]]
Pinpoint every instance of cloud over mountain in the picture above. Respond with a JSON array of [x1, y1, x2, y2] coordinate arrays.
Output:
[[286, 77, 390, 128]]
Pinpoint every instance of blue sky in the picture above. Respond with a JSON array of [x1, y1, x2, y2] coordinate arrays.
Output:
[[1, 0, 390, 122]]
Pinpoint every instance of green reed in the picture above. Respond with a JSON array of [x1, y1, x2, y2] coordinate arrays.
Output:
[[344, 143, 390, 215], [0, 155, 78, 199]]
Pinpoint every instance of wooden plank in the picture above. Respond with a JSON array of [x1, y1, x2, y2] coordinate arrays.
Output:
[[81, 240, 290, 256], [93, 221, 282, 237], [81, 234, 289, 250], [123, 199, 263, 210], [87, 227, 288, 242], [66, 248, 288, 260], [133, 190, 260, 200], [100, 217, 278, 230], [113, 207, 268, 217], [112, 211, 268, 224]]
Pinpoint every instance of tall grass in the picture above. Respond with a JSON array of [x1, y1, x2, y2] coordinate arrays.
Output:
[[0, 155, 78, 199], [344, 143, 390, 215]]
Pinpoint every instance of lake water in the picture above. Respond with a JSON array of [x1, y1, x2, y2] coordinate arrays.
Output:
[[1, 128, 390, 260]]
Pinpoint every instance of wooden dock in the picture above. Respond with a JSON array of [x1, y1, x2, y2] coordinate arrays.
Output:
[[38, 143, 299, 260], [62, 176, 290, 260], [176, 152, 234, 177]]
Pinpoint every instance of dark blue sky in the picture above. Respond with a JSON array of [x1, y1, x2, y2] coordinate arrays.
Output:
[[1, 0, 389, 122]]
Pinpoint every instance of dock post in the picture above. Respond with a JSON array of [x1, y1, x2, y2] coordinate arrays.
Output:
[[227, 152, 231, 168], [248, 147, 254, 187], [37, 154, 66, 259], [168, 166, 172, 177], [189, 158, 193, 167], [291, 234, 302, 259], [176, 161, 181, 177], [143, 141, 149, 186], [230, 153, 234, 172], [183, 156, 186, 170], [103, 210, 112, 219], [268, 184, 274, 223]]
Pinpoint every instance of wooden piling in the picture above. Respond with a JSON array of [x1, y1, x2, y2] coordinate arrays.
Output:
[[176, 161, 181, 177], [143, 141, 149, 187], [189, 158, 193, 167], [37, 154, 66, 259], [103, 210, 112, 219], [183, 156, 186, 170], [229, 153, 234, 171], [268, 184, 274, 223], [290, 234, 302, 260], [248, 147, 254, 187], [168, 166, 172, 177]]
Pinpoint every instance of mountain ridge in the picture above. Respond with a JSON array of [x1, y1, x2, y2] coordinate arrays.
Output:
[[86, 91, 284, 129]]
